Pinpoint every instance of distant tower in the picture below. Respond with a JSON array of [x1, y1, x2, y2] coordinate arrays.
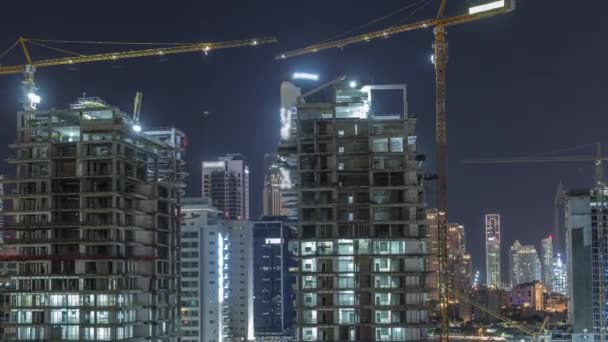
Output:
[[510, 241, 542, 286], [202, 154, 250, 220], [552, 253, 567, 295], [485, 214, 502, 288], [541, 236, 554, 292]]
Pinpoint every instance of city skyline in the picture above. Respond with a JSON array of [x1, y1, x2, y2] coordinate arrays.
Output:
[[0, 0, 603, 274], [0, 0, 606, 340]]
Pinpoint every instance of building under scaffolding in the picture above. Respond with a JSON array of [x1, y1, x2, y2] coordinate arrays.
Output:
[[0, 97, 184, 341], [291, 80, 433, 341]]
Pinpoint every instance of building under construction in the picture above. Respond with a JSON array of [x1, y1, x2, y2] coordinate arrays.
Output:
[[290, 80, 433, 341], [0, 97, 185, 341]]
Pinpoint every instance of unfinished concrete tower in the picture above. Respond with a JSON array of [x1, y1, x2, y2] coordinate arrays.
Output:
[[293, 81, 432, 341], [0, 97, 183, 341]]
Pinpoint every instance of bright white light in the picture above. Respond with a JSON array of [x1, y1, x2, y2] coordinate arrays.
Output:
[[218, 233, 224, 303], [280, 107, 291, 140], [430, 54, 435, 64], [265, 238, 282, 245], [244, 167, 250, 175], [252, 40, 258, 45], [27, 93, 41, 104], [279, 167, 292, 189], [293, 72, 319, 81], [349, 81, 357, 88], [132, 124, 142, 132], [469, 0, 505, 14], [203, 161, 225, 168], [280, 54, 286, 59]]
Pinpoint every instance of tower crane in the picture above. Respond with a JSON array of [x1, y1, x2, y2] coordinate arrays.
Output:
[[275, 1, 516, 339], [0, 35, 277, 110]]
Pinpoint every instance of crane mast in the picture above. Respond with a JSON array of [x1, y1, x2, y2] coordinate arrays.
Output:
[[433, 22, 450, 341], [276, 1, 515, 340]]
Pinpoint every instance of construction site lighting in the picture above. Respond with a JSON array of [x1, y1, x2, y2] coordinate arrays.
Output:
[[27, 92, 41, 104], [132, 124, 142, 132], [469, 0, 505, 14], [292, 72, 319, 81], [349, 81, 357, 88]]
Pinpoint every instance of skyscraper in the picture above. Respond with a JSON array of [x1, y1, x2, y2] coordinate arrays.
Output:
[[252, 217, 297, 339], [262, 154, 283, 216], [552, 253, 567, 295], [565, 187, 608, 336], [292, 80, 432, 341], [541, 236, 554, 292], [485, 214, 501, 288], [202, 153, 250, 220], [447, 223, 472, 294], [509, 241, 542, 286], [0, 97, 183, 340]]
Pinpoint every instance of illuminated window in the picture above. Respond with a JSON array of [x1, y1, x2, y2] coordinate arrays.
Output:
[[389, 137, 404, 152], [375, 310, 391, 323], [338, 309, 355, 324]]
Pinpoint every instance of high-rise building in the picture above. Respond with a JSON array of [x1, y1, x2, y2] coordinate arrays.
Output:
[[425, 209, 440, 300], [180, 197, 225, 342], [485, 214, 501, 288], [262, 154, 283, 217], [552, 253, 567, 295], [509, 241, 542, 286], [564, 187, 608, 336], [252, 217, 297, 340], [202, 154, 250, 220], [447, 223, 471, 294], [291, 80, 432, 341], [540, 236, 554, 292], [0, 97, 183, 340], [262, 153, 298, 219], [275, 81, 302, 221], [180, 197, 254, 342]]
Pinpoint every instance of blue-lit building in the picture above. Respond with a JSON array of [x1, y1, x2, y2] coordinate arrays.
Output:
[[252, 217, 297, 340]]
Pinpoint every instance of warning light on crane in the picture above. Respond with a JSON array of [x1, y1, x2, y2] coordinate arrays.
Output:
[[27, 92, 41, 104]]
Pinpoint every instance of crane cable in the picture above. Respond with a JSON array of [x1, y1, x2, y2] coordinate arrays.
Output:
[[319, 0, 435, 44], [25, 40, 84, 58], [0, 40, 19, 63], [26, 38, 210, 46]]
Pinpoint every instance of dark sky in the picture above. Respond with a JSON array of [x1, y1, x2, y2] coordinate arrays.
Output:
[[1, 0, 607, 281]]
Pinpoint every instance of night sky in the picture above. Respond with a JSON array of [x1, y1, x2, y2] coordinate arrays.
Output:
[[1, 0, 607, 282]]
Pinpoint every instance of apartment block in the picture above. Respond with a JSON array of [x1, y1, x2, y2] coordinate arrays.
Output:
[[0, 97, 183, 341], [179, 198, 254, 342], [292, 81, 432, 341]]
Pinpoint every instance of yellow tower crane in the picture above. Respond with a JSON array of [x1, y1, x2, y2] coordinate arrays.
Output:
[[0, 35, 277, 110], [275, 1, 515, 339]]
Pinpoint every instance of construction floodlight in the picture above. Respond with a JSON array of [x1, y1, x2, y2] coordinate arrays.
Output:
[[469, 0, 505, 14]]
